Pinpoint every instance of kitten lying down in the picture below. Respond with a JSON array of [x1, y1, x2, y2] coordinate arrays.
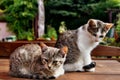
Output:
[[55, 19, 113, 72], [9, 42, 68, 79]]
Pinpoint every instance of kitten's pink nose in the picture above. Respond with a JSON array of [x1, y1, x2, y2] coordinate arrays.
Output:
[[48, 66, 51, 69], [48, 64, 52, 69]]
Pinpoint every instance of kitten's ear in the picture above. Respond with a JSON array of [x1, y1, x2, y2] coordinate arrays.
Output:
[[61, 46, 68, 54], [105, 23, 114, 30], [39, 42, 47, 49], [88, 19, 96, 28]]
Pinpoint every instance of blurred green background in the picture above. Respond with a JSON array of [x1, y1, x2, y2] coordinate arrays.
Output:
[[0, 0, 120, 41]]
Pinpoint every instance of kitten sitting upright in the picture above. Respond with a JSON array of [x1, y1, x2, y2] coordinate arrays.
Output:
[[9, 42, 68, 79], [55, 19, 113, 72]]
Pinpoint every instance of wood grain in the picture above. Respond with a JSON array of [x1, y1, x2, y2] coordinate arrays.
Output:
[[0, 59, 120, 80], [0, 41, 120, 60]]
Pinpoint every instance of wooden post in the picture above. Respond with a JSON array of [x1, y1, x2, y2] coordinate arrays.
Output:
[[33, 0, 45, 40], [38, 0, 45, 37]]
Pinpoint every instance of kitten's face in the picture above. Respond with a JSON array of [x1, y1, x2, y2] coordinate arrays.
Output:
[[40, 42, 68, 71], [87, 19, 113, 42]]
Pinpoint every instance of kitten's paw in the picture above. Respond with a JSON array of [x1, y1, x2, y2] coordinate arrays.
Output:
[[49, 76, 56, 79], [83, 62, 96, 72], [86, 68, 95, 72]]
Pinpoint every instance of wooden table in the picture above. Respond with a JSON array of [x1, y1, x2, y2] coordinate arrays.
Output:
[[0, 59, 120, 80]]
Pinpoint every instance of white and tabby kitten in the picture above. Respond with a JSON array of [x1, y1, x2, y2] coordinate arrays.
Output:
[[9, 42, 68, 79], [55, 19, 113, 72]]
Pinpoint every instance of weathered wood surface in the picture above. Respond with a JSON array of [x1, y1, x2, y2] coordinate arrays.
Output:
[[92, 45, 120, 56], [0, 59, 120, 80], [0, 40, 55, 57], [0, 41, 120, 60]]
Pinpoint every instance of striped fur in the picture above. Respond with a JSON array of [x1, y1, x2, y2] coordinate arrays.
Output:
[[9, 43, 68, 79]]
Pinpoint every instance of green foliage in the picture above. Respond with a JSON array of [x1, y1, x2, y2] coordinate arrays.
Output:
[[101, 11, 120, 47], [116, 13, 120, 36], [0, 0, 38, 40], [102, 37, 120, 47], [89, 0, 120, 19], [43, 25, 57, 40], [45, 0, 120, 30], [59, 21, 67, 33]]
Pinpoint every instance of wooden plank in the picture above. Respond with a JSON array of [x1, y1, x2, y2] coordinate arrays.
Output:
[[92, 57, 120, 61], [0, 41, 120, 60], [0, 59, 120, 80], [0, 40, 56, 57], [92, 45, 120, 56]]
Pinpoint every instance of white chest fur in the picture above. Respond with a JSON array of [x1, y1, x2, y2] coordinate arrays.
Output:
[[64, 27, 99, 72], [64, 19, 113, 72], [77, 27, 99, 52]]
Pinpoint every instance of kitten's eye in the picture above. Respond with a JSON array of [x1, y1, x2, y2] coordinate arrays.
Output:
[[92, 28, 98, 32], [53, 61, 63, 65], [99, 35, 104, 38], [53, 61, 59, 65], [59, 61, 63, 64], [42, 58, 48, 64], [44, 59, 48, 62], [93, 33, 97, 37], [53, 61, 58, 64]]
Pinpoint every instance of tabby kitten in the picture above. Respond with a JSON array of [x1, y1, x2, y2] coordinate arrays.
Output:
[[9, 42, 68, 79], [55, 19, 113, 72]]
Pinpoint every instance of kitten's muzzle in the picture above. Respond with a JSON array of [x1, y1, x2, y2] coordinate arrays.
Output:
[[48, 66, 51, 69]]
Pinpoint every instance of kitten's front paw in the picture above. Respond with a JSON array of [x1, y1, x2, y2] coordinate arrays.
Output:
[[83, 62, 96, 72], [49, 76, 56, 79], [86, 68, 95, 72]]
